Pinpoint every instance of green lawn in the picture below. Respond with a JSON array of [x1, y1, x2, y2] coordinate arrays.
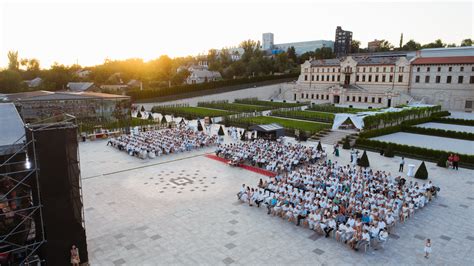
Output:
[[151, 106, 234, 119], [234, 98, 309, 109], [271, 110, 335, 123], [197, 102, 270, 112], [235, 116, 331, 133]]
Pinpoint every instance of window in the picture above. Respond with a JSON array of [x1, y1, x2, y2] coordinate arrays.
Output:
[[322, 68, 324, 73], [326, 95, 329, 100], [358, 96, 362, 102], [338, 68, 341, 73], [376, 67, 379, 72], [352, 96, 356, 101], [470, 76, 474, 84], [417, 67, 420, 72], [372, 97, 375, 103], [472, 67, 474, 71], [382, 75, 386, 82], [332, 75, 335, 82], [301, 93, 304, 98], [346, 96, 350, 101], [378, 97, 382, 103], [333, 68, 335, 72], [311, 75, 314, 81], [321, 75, 324, 81], [415, 76, 420, 83], [306, 94, 309, 99], [390, 67, 394, 72], [398, 75, 403, 82], [364, 97, 368, 102], [448, 67, 452, 72], [383, 67, 386, 72], [311, 94, 314, 99], [363, 67, 366, 72], [389, 75, 393, 82], [460, 67, 464, 72], [316, 94, 319, 99], [369, 67, 372, 72], [458, 76, 464, 84], [316, 75, 319, 81], [356, 75, 360, 82], [436, 76, 441, 83], [427, 67, 430, 72], [358, 67, 361, 72], [368, 75, 372, 82], [362, 75, 366, 82], [375, 75, 379, 82], [466, 101, 473, 109], [425, 76, 430, 83], [337, 75, 340, 82], [304, 68, 308, 73], [446, 76, 452, 84], [304, 75, 308, 81], [438, 67, 441, 72]]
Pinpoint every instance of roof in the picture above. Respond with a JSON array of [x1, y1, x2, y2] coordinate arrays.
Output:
[[0, 103, 25, 156], [310, 58, 341, 66], [249, 123, 284, 132], [411, 56, 474, 65], [3, 90, 129, 102], [67, 82, 94, 92], [190, 69, 222, 79], [353, 56, 401, 65], [24, 77, 43, 87]]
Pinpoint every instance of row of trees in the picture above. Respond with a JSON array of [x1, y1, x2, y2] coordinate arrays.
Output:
[[350, 38, 473, 54]]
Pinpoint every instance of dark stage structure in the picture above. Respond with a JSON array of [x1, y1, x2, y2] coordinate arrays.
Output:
[[1, 105, 88, 265]]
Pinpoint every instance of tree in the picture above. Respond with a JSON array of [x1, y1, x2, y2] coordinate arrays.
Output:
[[378, 40, 394, 52], [399, 33, 403, 49], [161, 115, 167, 124], [317, 141, 323, 151], [414, 161, 428, 179], [148, 113, 154, 120], [461, 38, 472, 47], [197, 120, 203, 131], [314, 47, 335, 59], [351, 40, 361, 53], [402, 39, 421, 51], [447, 43, 457, 47], [42, 63, 74, 91], [141, 105, 145, 112], [422, 39, 445, 49], [342, 137, 351, 149], [240, 130, 246, 141], [218, 125, 225, 136], [357, 151, 370, 168], [136, 111, 142, 118], [0, 70, 23, 93], [7, 51, 19, 70], [287, 46, 297, 63]]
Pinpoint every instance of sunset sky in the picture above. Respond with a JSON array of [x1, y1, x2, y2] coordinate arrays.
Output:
[[0, 0, 472, 68]]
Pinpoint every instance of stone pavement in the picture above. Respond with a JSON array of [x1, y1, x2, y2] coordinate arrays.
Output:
[[80, 139, 474, 265]]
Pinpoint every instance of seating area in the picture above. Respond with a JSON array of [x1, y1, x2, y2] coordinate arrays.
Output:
[[108, 126, 218, 159], [215, 138, 326, 172], [233, 140, 439, 252]]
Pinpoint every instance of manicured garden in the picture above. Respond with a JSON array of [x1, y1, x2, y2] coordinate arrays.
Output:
[[271, 110, 335, 123], [223, 116, 331, 134], [234, 98, 309, 109], [79, 118, 160, 133], [197, 101, 270, 113], [151, 105, 234, 119]]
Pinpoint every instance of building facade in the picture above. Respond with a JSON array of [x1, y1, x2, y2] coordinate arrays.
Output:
[[368, 39, 382, 52], [261, 32, 334, 55], [262, 33, 274, 50], [334, 26, 352, 57], [289, 47, 474, 111]]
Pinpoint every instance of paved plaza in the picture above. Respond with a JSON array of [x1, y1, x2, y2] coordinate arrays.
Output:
[[80, 138, 474, 265]]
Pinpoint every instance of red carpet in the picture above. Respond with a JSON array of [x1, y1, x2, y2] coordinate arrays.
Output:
[[205, 154, 276, 177]]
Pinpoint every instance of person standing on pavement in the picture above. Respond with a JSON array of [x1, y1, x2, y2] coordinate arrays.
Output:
[[399, 157, 405, 172]]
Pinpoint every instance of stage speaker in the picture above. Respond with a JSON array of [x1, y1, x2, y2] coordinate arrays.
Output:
[[26, 123, 88, 265]]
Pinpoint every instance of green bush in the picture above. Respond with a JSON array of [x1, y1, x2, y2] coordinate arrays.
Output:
[[198, 100, 270, 112], [363, 106, 442, 130], [384, 145, 395, 157], [414, 161, 428, 179], [358, 151, 370, 168], [437, 154, 448, 168], [137, 111, 142, 118], [197, 120, 203, 131], [161, 115, 167, 124], [307, 104, 369, 113], [271, 110, 334, 123], [218, 126, 225, 136], [434, 117, 474, 127], [404, 126, 474, 141], [342, 137, 351, 149], [317, 141, 323, 151], [148, 113, 153, 120], [234, 98, 308, 108]]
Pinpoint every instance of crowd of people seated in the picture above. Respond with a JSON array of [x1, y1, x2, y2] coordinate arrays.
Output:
[[215, 138, 326, 172], [108, 126, 218, 159], [237, 159, 439, 252]]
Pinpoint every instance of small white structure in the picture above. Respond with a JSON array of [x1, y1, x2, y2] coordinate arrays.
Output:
[[67, 82, 95, 92], [186, 69, 222, 84], [24, 77, 42, 88]]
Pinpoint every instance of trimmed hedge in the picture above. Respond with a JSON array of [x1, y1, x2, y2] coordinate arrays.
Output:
[[271, 110, 334, 123], [151, 105, 234, 119], [197, 100, 270, 112], [415, 162, 428, 180], [434, 117, 474, 127], [234, 98, 309, 108], [127, 74, 299, 101], [307, 104, 370, 114], [363, 106, 442, 130], [404, 126, 474, 141], [355, 138, 474, 167]]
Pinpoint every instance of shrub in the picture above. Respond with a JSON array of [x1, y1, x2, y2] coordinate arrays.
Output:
[[415, 161, 428, 179], [384, 145, 395, 157], [161, 115, 167, 124], [148, 113, 153, 120], [136, 111, 142, 118], [358, 151, 370, 168], [342, 137, 351, 149], [317, 141, 323, 151], [218, 126, 225, 136], [437, 154, 448, 167], [197, 120, 203, 131], [141, 105, 145, 112], [241, 130, 246, 141]]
